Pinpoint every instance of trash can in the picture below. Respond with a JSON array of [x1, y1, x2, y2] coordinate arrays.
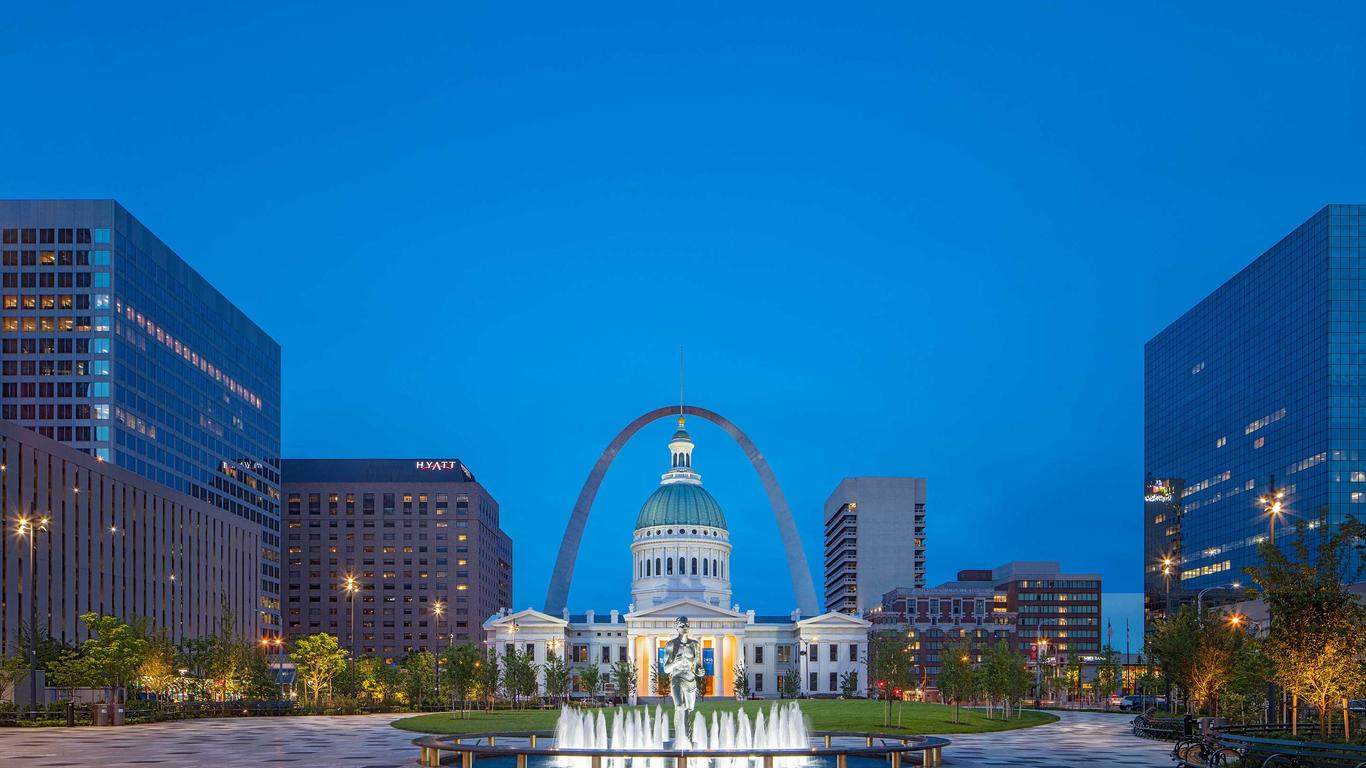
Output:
[[1199, 717, 1228, 738], [94, 703, 109, 726], [111, 704, 125, 726]]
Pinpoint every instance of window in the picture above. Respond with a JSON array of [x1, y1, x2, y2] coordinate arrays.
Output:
[[828, 644, 837, 662], [753, 646, 764, 664], [776, 645, 793, 664], [667, 558, 673, 575], [849, 643, 858, 662], [754, 673, 764, 693], [691, 557, 697, 575], [830, 672, 837, 691], [601, 646, 611, 663], [808, 672, 817, 692]]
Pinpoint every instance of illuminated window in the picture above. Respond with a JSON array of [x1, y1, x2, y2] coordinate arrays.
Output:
[[1254, 437, 1265, 449], [1216, 436, 1226, 448], [1352, 492, 1365, 503], [1352, 472, 1366, 482]]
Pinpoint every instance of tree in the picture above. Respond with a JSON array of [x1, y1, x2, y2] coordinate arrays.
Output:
[[543, 651, 571, 704], [17, 621, 73, 671], [780, 667, 801, 700], [1093, 647, 1121, 710], [238, 646, 281, 700], [1064, 655, 1084, 700], [866, 631, 914, 725], [980, 641, 1015, 719], [840, 669, 860, 699], [442, 644, 482, 716], [577, 664, 603, 701], [138, 628, 178, 700], [501, 646, 538, 707], [291, 633, 347, 706], [474, 648, 502, 710], [1147, 604, 1201, 711], [609, 657, 638, 704], [1004, 653, 1034, 717], [77, 613, 148, 702], [938, 641, 978, 724], [1246, 514, 1366, 738], [733, 659, 750, 700], [403, 651, 438, 708], [0, 654, 30, 702]]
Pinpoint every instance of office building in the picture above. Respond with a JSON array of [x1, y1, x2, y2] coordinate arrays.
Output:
[[1, 200, 283, 636], [824, 477, 926, 614], [1, 419, 262, 649], [872, 561, 1102, 689], [1145, 204, 1366, 620], [281, 459, 512, 660]]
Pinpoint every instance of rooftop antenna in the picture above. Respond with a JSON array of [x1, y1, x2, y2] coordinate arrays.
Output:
[[678, 346, 685, 418]]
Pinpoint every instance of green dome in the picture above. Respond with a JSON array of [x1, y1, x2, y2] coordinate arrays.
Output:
[[635, 483, 727, 530]]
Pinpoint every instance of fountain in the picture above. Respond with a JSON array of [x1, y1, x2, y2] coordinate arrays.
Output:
[[553, 703, 810, 768]]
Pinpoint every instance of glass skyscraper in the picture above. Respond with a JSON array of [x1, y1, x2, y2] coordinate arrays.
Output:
[[1, 200, 282, 635], [1144, 204, 1366, 619]]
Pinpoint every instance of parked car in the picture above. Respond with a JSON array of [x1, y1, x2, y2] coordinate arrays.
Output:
[[1120, 694, 1167, 712]]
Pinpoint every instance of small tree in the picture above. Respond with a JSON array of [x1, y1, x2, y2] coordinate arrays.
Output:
[[239, 646, 281, 700], [403, 651, 438, 708], [609, 657, 638, 703], [291, 633, 347, 706], [77, 613, 148, 703], [980, 641, 1015, 719], [733, 659, 751, 699], [1004, 654, 1034, 717], [475, 648, 502, 709], [543, 651, 571, 704], [1246, 514, 1366, 738], [138, 628, 178, 701], [866, 631, 914, 725], [780, 667, 801, 700], [0, 654, 28, 703], [578, 664, 603, 701], [1093, 647, 1121, 709], [501, 647, 538, 707], [1148, 605, 1200, 711], [442, 644, 482, 716], [840, 669, 860, 699], [938, 641, 978, 724]]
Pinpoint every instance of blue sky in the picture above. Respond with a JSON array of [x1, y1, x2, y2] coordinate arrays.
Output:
[[4, 2, 1364, 640]]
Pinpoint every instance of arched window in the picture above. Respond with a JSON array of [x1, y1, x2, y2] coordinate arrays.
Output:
[[656, 557, 662, 576], [640, 559, 644, 577], [666, 558, 674, 575], [713, 559, 719, 577], [703, 558, 709, 576], [691, 557, 698, 575]]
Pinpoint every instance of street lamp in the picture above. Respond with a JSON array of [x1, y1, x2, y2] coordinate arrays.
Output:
[[1034, 639, 1049, 708], [1160, 556, 1175, 615], [1258, 477, 1285, 546], [13, 515, 50, 716], [432, 600, 445, 704], [1197, 581, 1242, 621], [342, 574, 360, 679]]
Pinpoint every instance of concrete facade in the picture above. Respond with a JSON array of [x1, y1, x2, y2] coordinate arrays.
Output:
[[824, 477, 926, 614], [0, 418, 262, 649], [281, 459, 511, 661]]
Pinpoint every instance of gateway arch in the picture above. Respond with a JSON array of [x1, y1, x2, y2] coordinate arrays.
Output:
[[543, 405, 820, 616]]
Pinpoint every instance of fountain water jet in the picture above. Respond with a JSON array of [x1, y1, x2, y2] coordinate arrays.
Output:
[[554, 703, 809, 768]]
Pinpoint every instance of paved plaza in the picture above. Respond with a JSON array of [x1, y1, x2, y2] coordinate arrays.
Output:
[[0, 710, 1171, 767]]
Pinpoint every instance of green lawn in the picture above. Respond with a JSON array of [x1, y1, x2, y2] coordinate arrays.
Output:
[[391, 700, 1057, 736]]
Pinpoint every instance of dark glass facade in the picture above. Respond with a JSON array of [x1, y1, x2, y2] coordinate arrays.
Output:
[[1144, 204, 1366, 618], [1, 200, 282, 635]]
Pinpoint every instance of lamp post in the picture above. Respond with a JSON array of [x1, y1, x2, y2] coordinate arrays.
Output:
[[432, 600, 445, 706], [1259, 476, 1285, 546], [1034, 639, 1048, 708], [1161, 556, 1174, 616], [13, 515, 51, 717], [342, 574, 360, 679], [1196, 581, 1242, 622]]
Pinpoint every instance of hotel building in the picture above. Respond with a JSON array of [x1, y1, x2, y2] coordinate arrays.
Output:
[[1, 200, 283, 636], [281, 459, 511, 660]]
